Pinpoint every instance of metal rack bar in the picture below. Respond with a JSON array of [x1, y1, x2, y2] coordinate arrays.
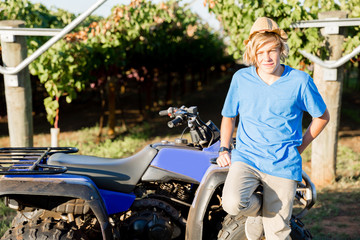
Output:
[[29, 147, 50, 170]]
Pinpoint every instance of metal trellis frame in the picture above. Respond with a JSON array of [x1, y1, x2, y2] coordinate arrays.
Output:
[[0, 0, 107, 77], [291, 18, 360, 72]]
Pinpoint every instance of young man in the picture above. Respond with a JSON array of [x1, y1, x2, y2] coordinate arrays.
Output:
[[216, 17, 330, 239]]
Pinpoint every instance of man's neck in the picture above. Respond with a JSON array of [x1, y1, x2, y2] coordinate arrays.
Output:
[[256, 65, 284, 86]]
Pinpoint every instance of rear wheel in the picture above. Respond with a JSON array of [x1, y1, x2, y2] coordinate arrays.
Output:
[[217, 214, 312, 240], [1, 217, 89, 240], [10, 209, 45, 226]]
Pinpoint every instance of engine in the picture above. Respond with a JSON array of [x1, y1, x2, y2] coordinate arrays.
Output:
[[127, 209, 174, 239], [121, 198, 184, 240]]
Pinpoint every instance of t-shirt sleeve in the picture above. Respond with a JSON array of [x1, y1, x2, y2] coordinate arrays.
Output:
[[221, 74, 240, 118], [300, 76, 327, 118]]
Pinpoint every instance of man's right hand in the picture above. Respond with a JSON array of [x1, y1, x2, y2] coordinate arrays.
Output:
[[216, 151, 231, 167]]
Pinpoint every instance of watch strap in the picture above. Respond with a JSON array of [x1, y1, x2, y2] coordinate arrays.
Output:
[[218, 147, 231, 153]]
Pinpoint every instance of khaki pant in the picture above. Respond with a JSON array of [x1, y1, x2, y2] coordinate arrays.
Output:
[[222, 161, 297, 240]]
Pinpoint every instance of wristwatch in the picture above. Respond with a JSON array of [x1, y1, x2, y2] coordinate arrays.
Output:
[[218, 147, 231, 153]]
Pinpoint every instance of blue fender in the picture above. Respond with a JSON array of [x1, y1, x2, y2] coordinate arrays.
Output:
[[149, 141, 220, 183], [186, 165, 229, 240]]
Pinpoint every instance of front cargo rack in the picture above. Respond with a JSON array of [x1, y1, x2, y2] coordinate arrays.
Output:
[[0, 147, 78, 175]]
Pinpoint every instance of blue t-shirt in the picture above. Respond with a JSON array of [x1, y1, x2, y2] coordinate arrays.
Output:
[[221, 65, 326, 181]]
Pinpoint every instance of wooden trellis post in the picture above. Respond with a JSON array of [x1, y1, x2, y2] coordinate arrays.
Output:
[[311, 11, 347, 186], [0, 20, 33, 147], [291, 12, 360, 186]]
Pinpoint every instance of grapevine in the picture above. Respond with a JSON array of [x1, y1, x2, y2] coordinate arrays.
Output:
[[1, 0, 229, 129], [205, 0, 360, 72]]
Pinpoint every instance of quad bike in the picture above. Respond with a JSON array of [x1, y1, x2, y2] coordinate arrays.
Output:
[[0, 106, 314, 239]]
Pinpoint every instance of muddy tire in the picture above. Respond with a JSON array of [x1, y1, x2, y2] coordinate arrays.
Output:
[[10, 209, 45, 227], [1, 217, 89, 240], [217, 214, 247, 240], [217, 214, 312, 240]]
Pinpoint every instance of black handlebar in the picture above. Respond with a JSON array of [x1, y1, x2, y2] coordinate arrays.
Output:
[[167, 117, 183, 128], [159, 106, 220, 148]]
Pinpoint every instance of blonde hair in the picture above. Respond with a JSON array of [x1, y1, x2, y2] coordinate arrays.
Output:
[[243, 32, 289, 66]]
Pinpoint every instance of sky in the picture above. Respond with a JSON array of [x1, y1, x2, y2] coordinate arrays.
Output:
[[30, 0, 221, 31]]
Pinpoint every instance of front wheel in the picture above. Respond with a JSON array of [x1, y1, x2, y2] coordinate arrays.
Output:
[[217, 214, 312, 240], [217, 214, 246, 240]]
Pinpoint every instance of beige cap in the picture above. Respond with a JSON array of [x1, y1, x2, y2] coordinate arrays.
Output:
[[243, 17, 288, 45]]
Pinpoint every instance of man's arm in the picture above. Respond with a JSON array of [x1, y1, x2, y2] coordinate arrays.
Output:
[[217, 116, 236, 167], [298, 108, 330, 155]]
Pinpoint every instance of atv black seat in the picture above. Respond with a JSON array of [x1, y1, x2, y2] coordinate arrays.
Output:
[[48, 145, 158, 193]]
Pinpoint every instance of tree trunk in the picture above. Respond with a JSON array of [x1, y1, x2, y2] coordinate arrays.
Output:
[[179, 68, 186, 96], [357, 59, 360, 91], [107, 77, 116, 139], [166, 71, 172, 104], [97, 85, 106, 143]]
